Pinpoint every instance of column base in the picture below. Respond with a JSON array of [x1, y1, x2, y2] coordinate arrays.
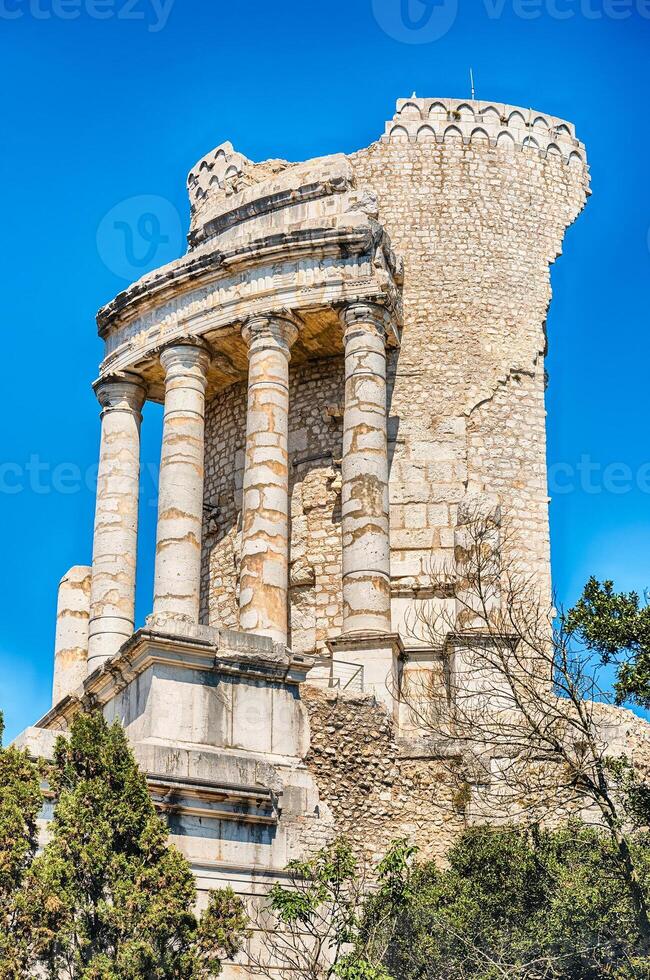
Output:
[[326, 632, 405, 715]]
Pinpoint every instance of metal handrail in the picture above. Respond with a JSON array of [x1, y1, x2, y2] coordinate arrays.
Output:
[[310, 656, 364, 693]]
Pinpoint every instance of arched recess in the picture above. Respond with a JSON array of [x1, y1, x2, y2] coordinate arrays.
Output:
[[400, 102, 421, 119]]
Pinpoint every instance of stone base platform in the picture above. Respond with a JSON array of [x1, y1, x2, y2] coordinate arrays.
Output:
[[14, 623, 336, 976]]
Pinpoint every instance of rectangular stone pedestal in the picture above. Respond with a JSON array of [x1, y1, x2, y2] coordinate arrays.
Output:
[[326, 632, 404, 715]]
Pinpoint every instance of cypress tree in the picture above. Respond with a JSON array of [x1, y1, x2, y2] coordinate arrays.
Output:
[[23, 711, 247, 979], [0, 711, 42, 979]]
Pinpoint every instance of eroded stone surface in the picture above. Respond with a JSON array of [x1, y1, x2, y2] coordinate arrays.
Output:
[[340, 304, 392, 635], [87, 376, 145, 672], [239, 316, 298, 645], [153, 341, 210, 625], [53, 565, 91, 703]]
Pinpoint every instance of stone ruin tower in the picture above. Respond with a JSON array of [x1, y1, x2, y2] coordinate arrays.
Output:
[[17, 97, 590, 948]]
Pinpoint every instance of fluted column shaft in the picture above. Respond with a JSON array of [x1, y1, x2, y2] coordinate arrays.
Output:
[[153, 341, 210, 624], [239, 315, 298, 645], [340, 304, 392, 635], [87, 376, 146, 672]]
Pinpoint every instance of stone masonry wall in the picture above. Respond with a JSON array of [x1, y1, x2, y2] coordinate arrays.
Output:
[[303, 685, 467, 864], [352, 132, 587, 614], [202, 357, 345, 651], [466, 363, 550, 596], [303, 685, 650, 866]]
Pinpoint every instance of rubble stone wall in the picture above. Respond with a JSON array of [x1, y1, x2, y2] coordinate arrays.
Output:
[[303, 685, 467, 863], [202, 358, 345, 652], [302, 685, 650, 865]]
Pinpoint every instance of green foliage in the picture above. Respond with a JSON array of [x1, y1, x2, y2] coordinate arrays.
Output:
[[269, 829, 650, 979], [607, 755, 650, 831], [267, 838, 362, 974], [193, 888, 251, 978], [333, 954, 392, 980], [379, 824, 650, 979], [565, 577, 650, 708], [18, 711, 247, 979], [270, 838, 358, 935], [0, 711, 43, 979], [264, 838, 415, 979]]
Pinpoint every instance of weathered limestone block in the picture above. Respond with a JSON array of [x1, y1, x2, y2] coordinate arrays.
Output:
[[52, 565, 91, 704], [87, 375, 145, 672], [153, 341, 210, 625], [239, 315, 298, 645]]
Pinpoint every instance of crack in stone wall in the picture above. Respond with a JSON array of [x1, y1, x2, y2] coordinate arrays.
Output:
[[350, 136, 587, 605]]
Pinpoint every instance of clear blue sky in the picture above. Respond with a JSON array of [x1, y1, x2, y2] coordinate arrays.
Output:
[[1, 0, 649, 741]]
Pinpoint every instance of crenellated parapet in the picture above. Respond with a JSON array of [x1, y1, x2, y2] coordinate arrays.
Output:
[[186, 142, 294, 246], [383, 96, 587, 168]]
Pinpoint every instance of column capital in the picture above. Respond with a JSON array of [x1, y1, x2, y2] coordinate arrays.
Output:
[[93, 373, 146, 416], [241, 313, 299, 358], [339, 302, 392, 342], [159, 338, 211, 379]]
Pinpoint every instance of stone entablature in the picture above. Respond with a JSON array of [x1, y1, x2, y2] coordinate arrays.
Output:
[[96, 152, 403, 404]]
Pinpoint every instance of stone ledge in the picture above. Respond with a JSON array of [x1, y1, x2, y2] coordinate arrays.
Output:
[[149, 772, 279, 826], [34, 627, 317, 733]]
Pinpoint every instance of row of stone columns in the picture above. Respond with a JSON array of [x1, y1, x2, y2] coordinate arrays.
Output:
[[54, 302, 394, 694]]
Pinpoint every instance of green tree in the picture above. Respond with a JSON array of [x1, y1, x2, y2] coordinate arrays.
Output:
[[22, 711, 247, 979], [376, 824, 650, 979], [251, 838, 414, 980], [565, 577, 650, 709], [0, 711, 43, 979], [401, 514, 650, 947]]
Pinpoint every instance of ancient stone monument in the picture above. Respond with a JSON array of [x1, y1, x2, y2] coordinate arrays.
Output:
[[21, 95, 643, 970]]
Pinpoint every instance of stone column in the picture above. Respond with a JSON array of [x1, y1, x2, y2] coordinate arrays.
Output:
[[239, 314, 299, 645], [53, 565, 91, 704], [153, 340, 210, 625], [340, 303, 392, 635], [87, 375, 146, 673]]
